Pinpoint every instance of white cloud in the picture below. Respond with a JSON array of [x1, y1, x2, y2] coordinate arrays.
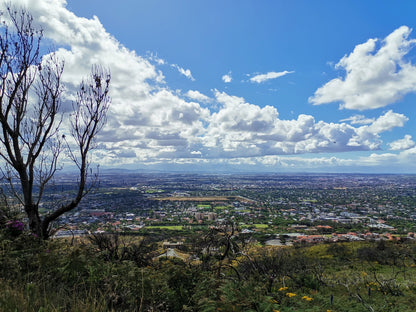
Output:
[[6, 0, 163, 104], [200, 91, 406, 158], [8, 1, 413, 171], [348, 110, 408, 150], [185, 90, 211, 103], [340, 115, 375, 125], [222, 72, 232, 83], [203, 149, 416, 172], [400, 146, 416, 158], [171, 64, 195, 81], [388, 134, 415, 150], [155, 149, 416, 172], [309, 26, 416, 110], [362, 110, 407, 134], [147, 53, 166, 65], [250, 70, 294, 83], [5, 0, 209, 164]]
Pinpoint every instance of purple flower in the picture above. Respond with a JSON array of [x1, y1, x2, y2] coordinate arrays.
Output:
[[5, 220, 25, 236]]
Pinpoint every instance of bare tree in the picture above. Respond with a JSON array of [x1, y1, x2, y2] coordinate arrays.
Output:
[[0, 7, 110, 238]]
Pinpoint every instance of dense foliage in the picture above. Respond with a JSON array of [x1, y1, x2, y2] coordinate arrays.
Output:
[[2, 227, 416, 311]]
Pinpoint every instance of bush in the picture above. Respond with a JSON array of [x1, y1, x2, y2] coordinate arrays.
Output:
[[5, 220, 25, 237]]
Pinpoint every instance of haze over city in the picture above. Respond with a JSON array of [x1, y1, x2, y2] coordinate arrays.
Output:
[[6, 0, 416, 173]]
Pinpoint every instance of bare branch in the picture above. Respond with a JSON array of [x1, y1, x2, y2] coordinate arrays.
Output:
[[0, 7, 110, 239], [42, 66, 110, 237]]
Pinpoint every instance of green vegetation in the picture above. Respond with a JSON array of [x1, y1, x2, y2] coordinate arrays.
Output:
[[214, 205, 231, 210], [253, 223, 269, 229], [2, 225, 416, 312], [145, 189, 164, 194], [146, 225, 184, 230]]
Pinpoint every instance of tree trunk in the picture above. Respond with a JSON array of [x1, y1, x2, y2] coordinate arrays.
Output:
[[25, 203, 42, 237], [0, 208, 6, 226]]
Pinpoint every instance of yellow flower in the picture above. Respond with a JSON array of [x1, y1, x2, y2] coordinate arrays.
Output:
[[301, 295, 313, 301], [278, 287, 288, 291], [286, 292, 297, 297]]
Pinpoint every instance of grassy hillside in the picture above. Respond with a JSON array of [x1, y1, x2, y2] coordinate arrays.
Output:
[[1, 228, 416, 311]]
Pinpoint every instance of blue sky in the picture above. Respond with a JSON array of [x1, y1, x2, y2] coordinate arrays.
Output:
[[6, 0, 416, 173]]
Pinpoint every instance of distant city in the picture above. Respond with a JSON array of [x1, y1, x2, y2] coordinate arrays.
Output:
[[48, 172, 416, 244]]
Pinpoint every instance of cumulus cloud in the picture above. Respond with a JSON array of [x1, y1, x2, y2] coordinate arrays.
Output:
[[362, 110, 407, 134], [309, 26, 416, 110], [185, 90, 211, 103], [400, 146, 416, 158], [8, 0, 412, 171], [4, 0, 209, 163], [171, 64, 195, 81], [347, 110, 408, 150], [388, 134, 415, 150], [250, 70, 294, 83], [222, 72, 232, 83], [200, 91, 407, 158], [14, 2, 162, 91]]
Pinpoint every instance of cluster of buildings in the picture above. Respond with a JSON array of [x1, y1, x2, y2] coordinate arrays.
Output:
[[50, 173, 416, 241]]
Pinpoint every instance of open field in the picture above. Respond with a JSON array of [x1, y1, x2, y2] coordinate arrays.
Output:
[[253, 224, 269, 229], [145, 225, 184, 230], [155, 196, 231, 201], [154, 195, 256, 203]]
